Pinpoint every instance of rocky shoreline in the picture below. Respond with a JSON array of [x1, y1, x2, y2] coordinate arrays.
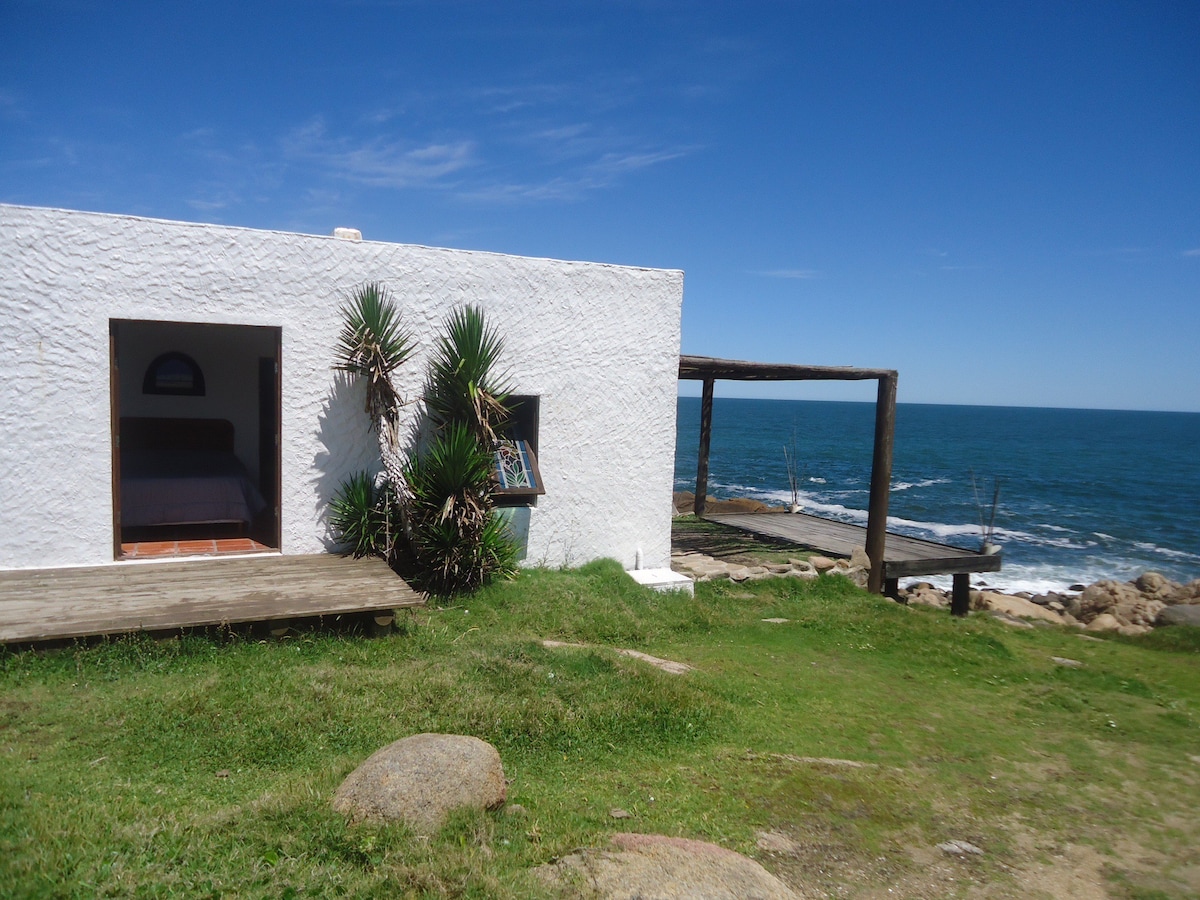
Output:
[[672, 492, 1200, 634], [900, 571, 1200, 634]]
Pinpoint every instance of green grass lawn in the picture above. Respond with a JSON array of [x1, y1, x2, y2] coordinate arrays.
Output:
[[2, 560, 1199, 898]]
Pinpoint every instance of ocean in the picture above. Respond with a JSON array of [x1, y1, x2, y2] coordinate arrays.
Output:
[[674, 396, 1200, 595]]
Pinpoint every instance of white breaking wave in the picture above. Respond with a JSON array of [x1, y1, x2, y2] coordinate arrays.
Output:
[[882, 516, 1094, 550], [1134, 542, 1200, 564], [892, 478, 951, 492], [908, 560, 1119, 596], [708, 480, 768, 496], [744, 494, 1103, 554]]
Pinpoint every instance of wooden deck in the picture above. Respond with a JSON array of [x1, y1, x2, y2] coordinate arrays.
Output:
[[0, 554, 424, 644], [704, 512, 1002, 582]]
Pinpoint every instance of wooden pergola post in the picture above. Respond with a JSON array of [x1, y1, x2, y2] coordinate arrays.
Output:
[[865, 372, 897, 594], [694, 377, 715, 516], [680, 357, 905, 594], [678, 357, 996, 611]]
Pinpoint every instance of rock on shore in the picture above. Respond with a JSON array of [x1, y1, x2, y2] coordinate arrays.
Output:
[[671, 549, 873, 588], [902, 572, 1200, 633]]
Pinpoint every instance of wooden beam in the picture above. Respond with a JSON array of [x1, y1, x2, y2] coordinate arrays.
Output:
[[694, 377, 715, 516], [883, 554, 1002, 579], [680, 355, 895, 382], [865, 372, 897, 594]]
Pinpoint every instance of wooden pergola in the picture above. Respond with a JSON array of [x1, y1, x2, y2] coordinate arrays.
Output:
[[678, 355, 899, 594]]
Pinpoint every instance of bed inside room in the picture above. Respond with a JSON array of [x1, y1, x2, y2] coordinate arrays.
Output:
[[112, 319, 281, 557], [119, 417, 266, 536]]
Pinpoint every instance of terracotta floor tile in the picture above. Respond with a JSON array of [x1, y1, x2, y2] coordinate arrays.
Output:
[[176, 540, 217, 554], [121, 537, 274, 560], [216, 538, 257, 552], [137, 542, 180, 557]]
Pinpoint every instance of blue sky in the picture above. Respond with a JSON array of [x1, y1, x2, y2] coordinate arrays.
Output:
[[3, 1, 1198, 411]]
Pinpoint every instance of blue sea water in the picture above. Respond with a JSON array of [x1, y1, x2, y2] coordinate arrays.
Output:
[[675, 397, 1200, 594]]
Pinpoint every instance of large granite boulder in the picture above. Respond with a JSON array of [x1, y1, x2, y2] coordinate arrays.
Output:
[[535, 832, 802, 899], [1135, 572, 1181, 602], [1086, 613, 1123, 633], [1157, 604, 1200, 627], [849, 547, 872, 570], [975, 591, 1067, 625], [333, 733, 506, 833], [1172, 579, 1200, 603], [905, 583, 949, 609], [1075, 580, 1165, 627], [842, 566, 870, 589]]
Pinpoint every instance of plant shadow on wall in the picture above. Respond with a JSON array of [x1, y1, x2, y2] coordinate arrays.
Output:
[[314, 373, 388, 550], [329, 283, 519, 596]]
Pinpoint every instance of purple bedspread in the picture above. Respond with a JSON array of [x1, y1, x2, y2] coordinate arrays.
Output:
[[121, 450, 267, 528]]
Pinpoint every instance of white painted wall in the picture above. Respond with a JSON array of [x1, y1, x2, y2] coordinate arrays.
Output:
[[0, 204, 683, 572]]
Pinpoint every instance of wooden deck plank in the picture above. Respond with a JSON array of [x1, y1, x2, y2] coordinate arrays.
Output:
[[704, 512, 1002, 579], [0, 554, 424, 644]]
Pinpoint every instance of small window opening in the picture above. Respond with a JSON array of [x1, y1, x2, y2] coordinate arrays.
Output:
[[143, 352, 205, 396], [493, 395, 544, 507]]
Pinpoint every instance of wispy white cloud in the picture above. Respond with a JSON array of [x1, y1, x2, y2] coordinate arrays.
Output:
[[459, 177, 598, 204], [516, 120, 690, 169], [345, 140, 475, 186], [531, 123, 592, 146], [267, 68, 693, 204], [283, 117, 476, 189], [455, 134, 689, 203], [470, 83, 575, 115], [457, 149, 688, 204], [186, 195, 235, 212], [1183, 247, 1200, 258], [590, 148, 688, 174]]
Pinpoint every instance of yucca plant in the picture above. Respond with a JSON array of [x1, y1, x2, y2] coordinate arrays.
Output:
[[423, 304, 511, 444], [332, 295, 520, 589], [406, 514, 519, 595], [329, 472, 401, 559], [331, 283, 415, 557], [403, 423, 518, 594], [334, 282, 415, 430], [407, 304, 520, 595]]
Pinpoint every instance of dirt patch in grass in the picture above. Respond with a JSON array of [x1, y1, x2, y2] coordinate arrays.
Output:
[[754, 793, 1197, 899]]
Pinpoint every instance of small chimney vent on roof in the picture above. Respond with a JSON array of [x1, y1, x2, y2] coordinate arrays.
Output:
[[332, 227, 362, 241]]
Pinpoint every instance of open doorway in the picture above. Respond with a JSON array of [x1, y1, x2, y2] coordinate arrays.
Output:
[[110, 320, 281, 560]]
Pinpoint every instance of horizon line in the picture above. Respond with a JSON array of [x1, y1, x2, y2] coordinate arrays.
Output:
[[675, 392, 1200, 416]]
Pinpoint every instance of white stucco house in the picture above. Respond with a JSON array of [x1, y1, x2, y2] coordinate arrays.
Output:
[[0, 204, 683, 576]]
